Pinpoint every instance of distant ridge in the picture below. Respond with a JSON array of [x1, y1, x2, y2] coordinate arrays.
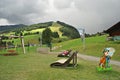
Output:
[[0, 21, 53, 33], [0, 24, 26, 33]]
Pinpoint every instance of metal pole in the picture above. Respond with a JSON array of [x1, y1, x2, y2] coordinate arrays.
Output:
[[77, 28, 85, 50], [83, 29, 85, 50]]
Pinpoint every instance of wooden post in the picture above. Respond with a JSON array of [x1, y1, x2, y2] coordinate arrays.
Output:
[[39, 32, 42, 47], [20, 36, 26, 54]]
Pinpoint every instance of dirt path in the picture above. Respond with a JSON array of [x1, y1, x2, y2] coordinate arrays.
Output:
[[49, 51, 120, 66], [77, 53, 120, 66]]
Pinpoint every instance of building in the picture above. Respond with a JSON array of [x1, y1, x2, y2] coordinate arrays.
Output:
[[105, 21, 120, 41]]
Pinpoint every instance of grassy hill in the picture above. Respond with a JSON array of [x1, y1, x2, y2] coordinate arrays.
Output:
[[27, 22, 63, 37], [49, 22, 63, 37], [1, 21, 79, 39], [2, 21, 80, 46], [12, 22, 67, 45], [1, 21, 80, 45], [53, 35, 120, 61]]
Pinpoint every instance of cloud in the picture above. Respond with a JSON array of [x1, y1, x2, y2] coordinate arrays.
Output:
[[0, 18, 10, 25], [0, 0, 49, 24], [53, 0, 73, 9], [73, 0, 120, 33], [51, 0, 120, 33], [0, 0, 120, 33]]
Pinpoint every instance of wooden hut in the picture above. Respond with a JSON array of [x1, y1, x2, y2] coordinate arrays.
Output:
[[105, 21, 120, 41]]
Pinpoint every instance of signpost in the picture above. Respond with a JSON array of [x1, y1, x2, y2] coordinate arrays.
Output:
[[77, 28, 85, 50]]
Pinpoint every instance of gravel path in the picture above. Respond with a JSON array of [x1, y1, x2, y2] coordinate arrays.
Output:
[[77, 53, 120, 66]]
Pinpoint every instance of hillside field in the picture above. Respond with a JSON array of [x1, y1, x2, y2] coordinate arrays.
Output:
[[53, 35, 120, 61]]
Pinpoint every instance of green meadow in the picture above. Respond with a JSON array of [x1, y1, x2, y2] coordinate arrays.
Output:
[[0, 33, 120, 80], [0, 48, 120, 80]]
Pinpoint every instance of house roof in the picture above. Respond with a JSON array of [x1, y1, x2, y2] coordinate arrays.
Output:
[[105, 21, 120, 33]]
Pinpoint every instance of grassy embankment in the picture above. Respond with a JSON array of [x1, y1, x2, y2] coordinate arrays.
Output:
[[53, 35, 120, 61]]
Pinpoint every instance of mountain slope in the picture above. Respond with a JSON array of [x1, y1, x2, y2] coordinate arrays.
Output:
[[0, 24, 26, 33], [57, 21, 80, 39]]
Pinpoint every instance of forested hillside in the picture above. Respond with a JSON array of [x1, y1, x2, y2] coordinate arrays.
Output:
[[57, 21, 80, 39]]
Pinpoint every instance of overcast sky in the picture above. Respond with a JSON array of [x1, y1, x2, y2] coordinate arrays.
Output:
[[0, 0, 120, 33]]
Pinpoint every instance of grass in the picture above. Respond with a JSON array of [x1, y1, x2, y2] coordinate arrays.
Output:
[[53, 35, 120, 61], [13, 34, 40, 45], [0, 48, 120, 80], [28, 28, 44, 33], [49, 22, 63, 37], [9, 22, 65, 45]]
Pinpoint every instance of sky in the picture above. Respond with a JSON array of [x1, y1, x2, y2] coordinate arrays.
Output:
[[0, 0, 120, 34]]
